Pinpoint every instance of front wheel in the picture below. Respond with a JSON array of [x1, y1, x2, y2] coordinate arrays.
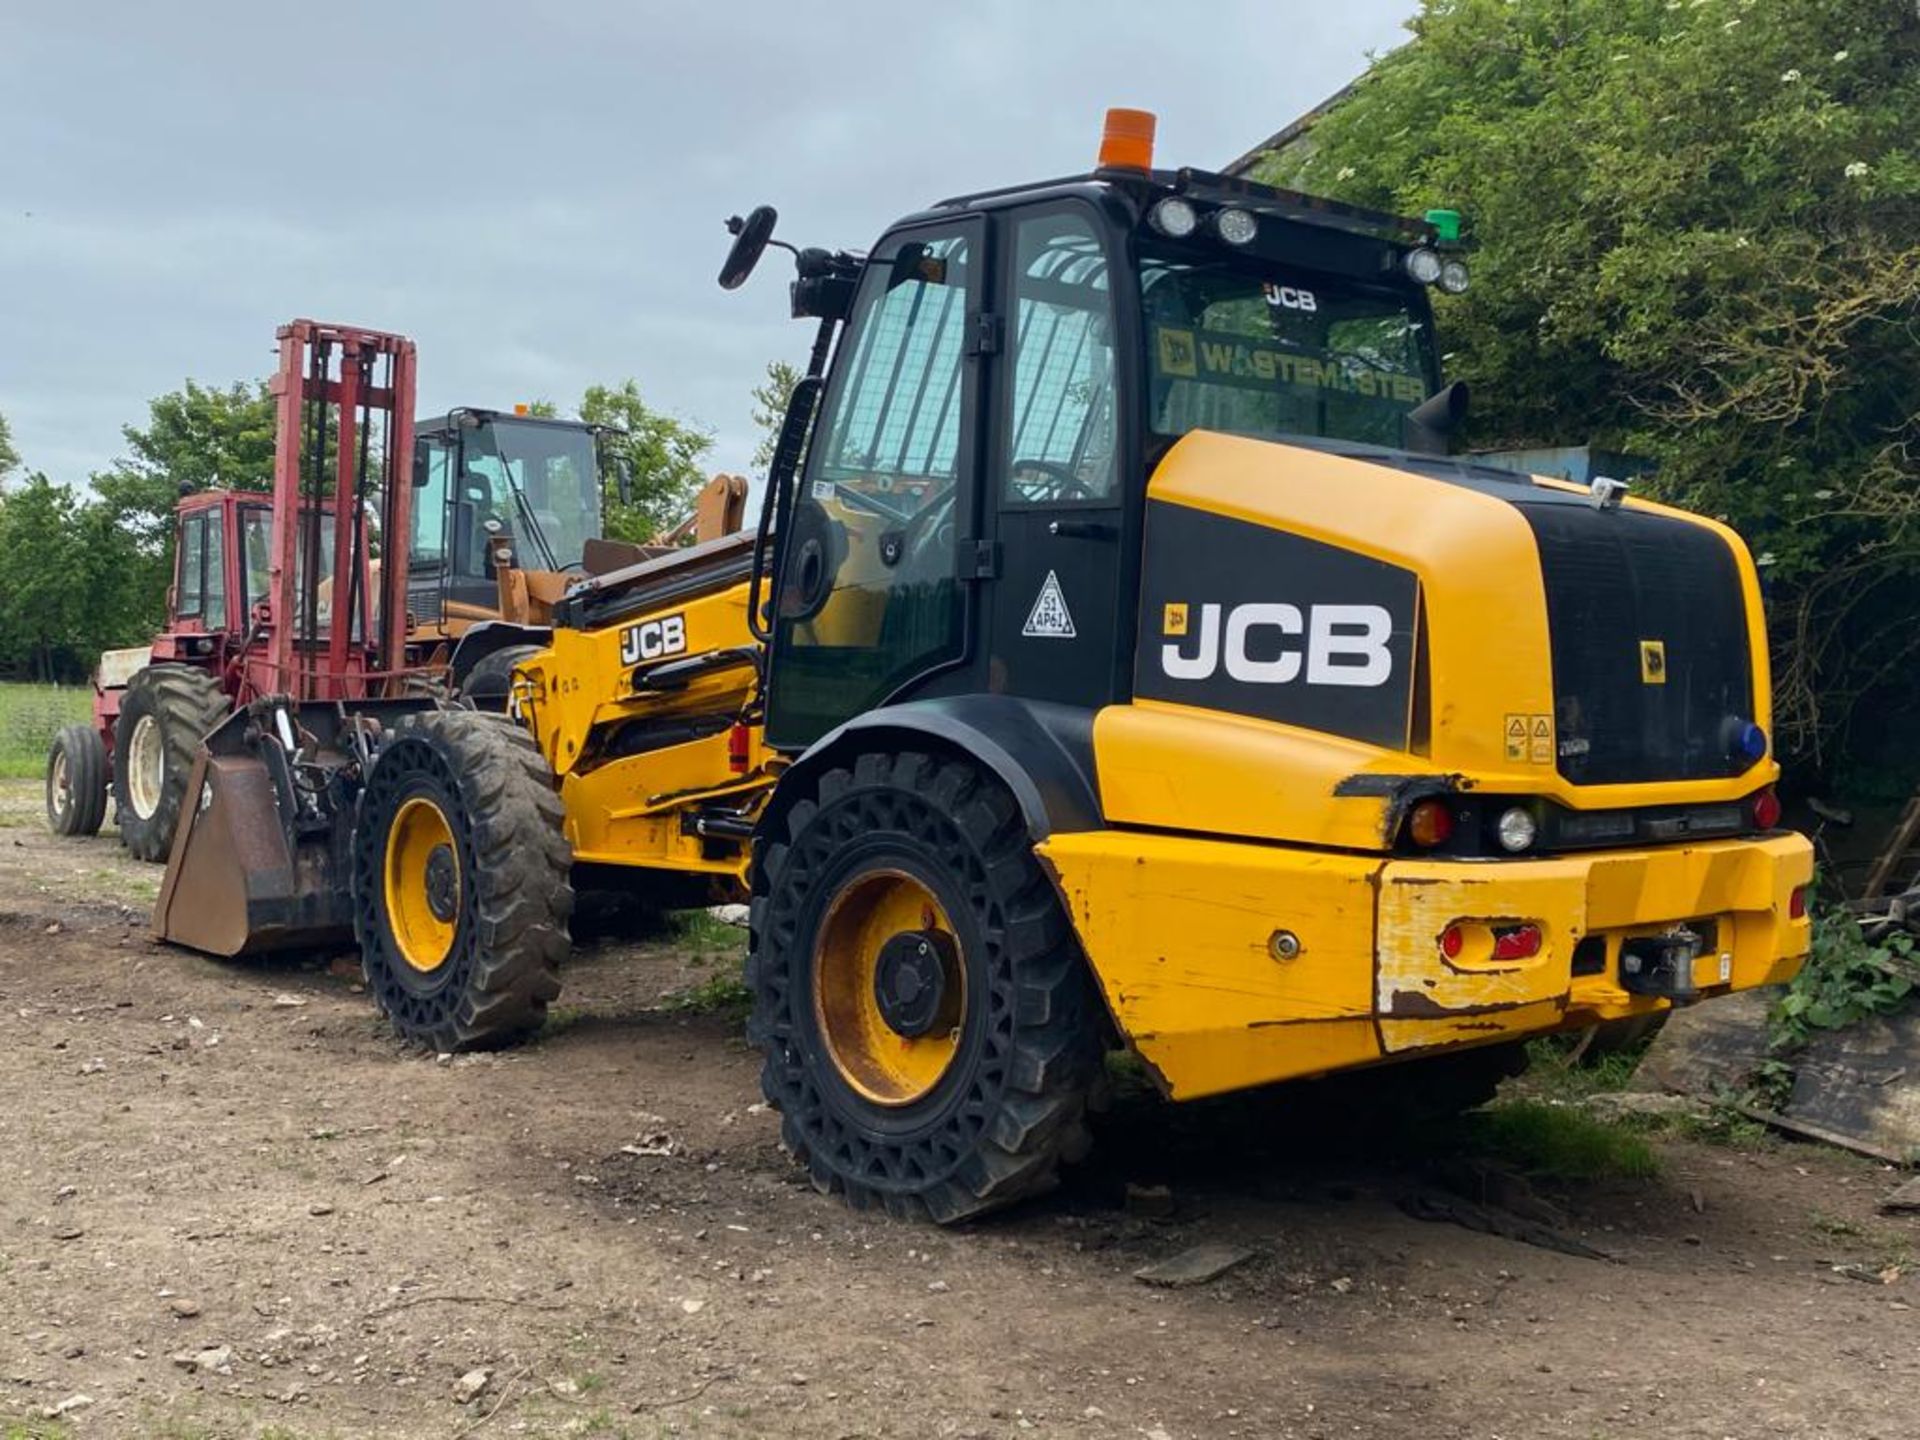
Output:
[[113, 664, 228, 862], [747, 751, 1104, 1223], [351, 712, 572, 1051], [46, 725, 109, 837]]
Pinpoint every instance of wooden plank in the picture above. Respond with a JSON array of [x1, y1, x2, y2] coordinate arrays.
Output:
[[1863, 789, 1920, 900]]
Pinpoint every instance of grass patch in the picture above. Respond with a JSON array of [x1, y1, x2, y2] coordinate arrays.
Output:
[[1466, 1099, 1661, 1181], [2, 1419, 72, 1440], [0, 683, 91, 780], [663, 967, 752, 1016], [672, 909, 746, 952], [540, 1005, 587, 1039]]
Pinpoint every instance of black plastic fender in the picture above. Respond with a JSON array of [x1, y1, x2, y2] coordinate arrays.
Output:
[[447, 621, 553, 695], [765, 696, 1104, 845]]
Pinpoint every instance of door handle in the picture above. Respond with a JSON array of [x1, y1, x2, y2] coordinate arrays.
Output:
[[1047, 520, 1118, 541]]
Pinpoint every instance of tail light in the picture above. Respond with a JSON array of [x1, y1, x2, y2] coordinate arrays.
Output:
[[1406, 799, 1455, 849], [727, 721, 751, 774], [1491, 923, 1544, 961], [1789, 885, 1808, 920], [1750, 787, 1782, 830], [1440, 921, 1544, 963]]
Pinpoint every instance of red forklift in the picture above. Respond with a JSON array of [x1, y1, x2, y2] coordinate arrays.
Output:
[[44, 321, 418, 858]]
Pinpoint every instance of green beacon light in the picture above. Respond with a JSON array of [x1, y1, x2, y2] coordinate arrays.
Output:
[[1425, 208, 1463, 246]]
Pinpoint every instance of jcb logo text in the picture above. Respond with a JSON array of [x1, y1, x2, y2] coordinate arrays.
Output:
[[1160, 602, 1393, 688], [619, 613, 687, 667]]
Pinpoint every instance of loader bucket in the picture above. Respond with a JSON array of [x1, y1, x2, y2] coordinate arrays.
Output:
[[152, 712, 357, 958]]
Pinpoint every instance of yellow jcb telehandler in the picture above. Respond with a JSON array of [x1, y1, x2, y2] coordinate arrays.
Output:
[[161, 111, 1813, 1223]]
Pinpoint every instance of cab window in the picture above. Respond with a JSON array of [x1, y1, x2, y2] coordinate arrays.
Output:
[[412, 437, 452, 569], [1003, 211, 1118, 504], [766, 225, 977, 748], [202, 511, 228, 630], [176, 514, 206, 618]]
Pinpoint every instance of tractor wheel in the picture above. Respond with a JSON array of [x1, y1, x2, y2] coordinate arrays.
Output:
[[45, 725, 109, 837], [746, 750, 1104, 1223], [351, 711, 572, 1051], [457, 644, 544, 713], [113, 664, 228, 862]]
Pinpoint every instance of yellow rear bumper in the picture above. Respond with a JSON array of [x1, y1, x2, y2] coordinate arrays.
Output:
[[1036, 829, 1812, 1100]]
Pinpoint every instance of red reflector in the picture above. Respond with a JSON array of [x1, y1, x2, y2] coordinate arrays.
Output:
[[1789, 885, 1808, 920], [1491, 923, 1543, 961], [1751, 787, 1782, 830], [727, 721, 751, 774], [1440, 923, 1465, 960], [1407, 799, 1454, 848]]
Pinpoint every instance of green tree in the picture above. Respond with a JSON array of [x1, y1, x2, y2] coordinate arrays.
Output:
[[0, 475, 87, 679], [749, 359, 801, 470], [0, 410, 19, 486], [0, 474, 163, 680], [1256, 0, 1920, 770], [93, 380, 276, 540], [576, 380, 713, 542]]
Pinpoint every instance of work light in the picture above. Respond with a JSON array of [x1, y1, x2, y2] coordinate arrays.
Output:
[[1215, 207, 1258, 245], [1404, 247, 1443, 284], [1149, 197, 1198, 238]]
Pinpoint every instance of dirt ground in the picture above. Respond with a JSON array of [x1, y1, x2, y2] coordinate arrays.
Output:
[[2, 778, 1917, 1440]]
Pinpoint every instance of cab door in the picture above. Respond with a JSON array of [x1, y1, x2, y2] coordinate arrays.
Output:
[[983, 204, 1129, 707], [764, 216, 988, 750]]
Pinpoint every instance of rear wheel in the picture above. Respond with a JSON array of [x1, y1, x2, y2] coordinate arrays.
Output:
[[457, 644, 544, 713], [112, 665, 228, 862], [45, 725, 109, 837], [747, 751, 1104, 1223], [351, 711, 572, 1051]]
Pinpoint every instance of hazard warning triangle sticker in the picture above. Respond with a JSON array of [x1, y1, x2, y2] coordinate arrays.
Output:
[[1021, 570, 1076, 638]]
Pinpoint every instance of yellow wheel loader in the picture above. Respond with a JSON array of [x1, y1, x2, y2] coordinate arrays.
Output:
[[164, 111, 1813, 1222]]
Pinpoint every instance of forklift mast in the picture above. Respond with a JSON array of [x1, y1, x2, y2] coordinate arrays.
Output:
[[264, 320, 417, 699]]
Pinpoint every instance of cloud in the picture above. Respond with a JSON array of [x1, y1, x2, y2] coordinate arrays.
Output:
[[0, 0, 1414, 483]]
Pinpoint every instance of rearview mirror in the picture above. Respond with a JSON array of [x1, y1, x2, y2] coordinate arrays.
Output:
[[718, 206, 779, 290], [612, 456, 634, 506]]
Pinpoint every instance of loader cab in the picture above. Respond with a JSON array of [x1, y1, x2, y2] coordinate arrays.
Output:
[[759, 162, 1450, 750], [409, 411, 605, 626]]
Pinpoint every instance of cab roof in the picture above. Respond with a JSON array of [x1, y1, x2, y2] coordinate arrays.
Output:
[[924, 166, 1437, 250]]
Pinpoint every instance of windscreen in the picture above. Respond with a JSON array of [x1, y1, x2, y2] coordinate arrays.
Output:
[[1140, 247, 1439, 449], [459, 420, 602, 570]]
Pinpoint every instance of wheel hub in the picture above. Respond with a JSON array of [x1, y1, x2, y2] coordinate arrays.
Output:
[[384, 796, 461, 974], [873, 930, 958, 1038], [424, 845, 459, 923], [812, 868, 968, 1106], [126, 714, 164, 819]]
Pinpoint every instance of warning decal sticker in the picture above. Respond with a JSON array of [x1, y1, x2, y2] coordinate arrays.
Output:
[[1022, 570, 1077, 639]]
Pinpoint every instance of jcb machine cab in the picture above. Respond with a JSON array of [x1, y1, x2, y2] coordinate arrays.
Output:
[[408, 408, 608, 641], [247, 113, 1812, 1223]]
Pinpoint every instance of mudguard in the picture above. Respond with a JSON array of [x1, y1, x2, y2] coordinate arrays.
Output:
[[768, 696, 1104, 843], [447, 621, 553, 694]]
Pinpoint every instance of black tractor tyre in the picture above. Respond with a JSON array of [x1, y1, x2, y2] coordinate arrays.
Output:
[[45, 724, 109, 838], [457, 644, 545, 714], [351, 711, 572, 1052], [113, 664, 229, 862], [746, 750, 1106, 1224]]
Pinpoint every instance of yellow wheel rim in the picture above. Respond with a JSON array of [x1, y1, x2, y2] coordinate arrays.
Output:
[[384, 796, 461, 973], [813, 869, 965, 1107]]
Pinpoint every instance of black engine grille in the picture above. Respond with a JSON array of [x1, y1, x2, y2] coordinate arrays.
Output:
[[1521, 501, 1753, 786]]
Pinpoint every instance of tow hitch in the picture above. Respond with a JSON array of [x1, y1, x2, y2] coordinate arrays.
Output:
[[1619, 925, 1706, 1000]]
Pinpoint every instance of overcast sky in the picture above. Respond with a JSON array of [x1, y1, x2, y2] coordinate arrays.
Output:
[[0, 1, 1415, 485]]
